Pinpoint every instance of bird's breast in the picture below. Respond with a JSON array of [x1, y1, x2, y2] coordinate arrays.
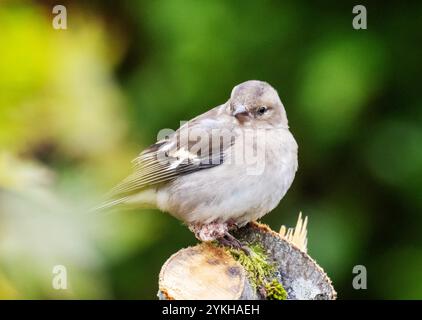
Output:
[[157, 128, 298, 225]]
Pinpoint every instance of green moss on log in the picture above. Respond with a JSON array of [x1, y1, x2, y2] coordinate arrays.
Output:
[[214, 242, 287, 300], [265, 279, 287, 300]]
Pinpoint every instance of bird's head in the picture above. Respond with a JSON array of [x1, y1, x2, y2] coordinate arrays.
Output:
[[227, 80, 288, 128]]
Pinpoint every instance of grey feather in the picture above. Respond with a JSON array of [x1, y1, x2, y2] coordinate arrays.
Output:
[[101, 106, 235, 206]]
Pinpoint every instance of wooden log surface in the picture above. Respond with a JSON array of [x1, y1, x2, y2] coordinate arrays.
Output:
[[158, 221, 336, 300]]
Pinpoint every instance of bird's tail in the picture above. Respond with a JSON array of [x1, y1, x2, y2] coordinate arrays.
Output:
[[89, 189, 157, 213], [88, 196, 132, 213]]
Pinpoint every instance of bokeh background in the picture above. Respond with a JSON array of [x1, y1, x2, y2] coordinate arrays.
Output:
[[1, 0, 421, 299]]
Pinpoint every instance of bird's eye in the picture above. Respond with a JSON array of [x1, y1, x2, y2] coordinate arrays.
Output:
[[257, 106, 267, 115]]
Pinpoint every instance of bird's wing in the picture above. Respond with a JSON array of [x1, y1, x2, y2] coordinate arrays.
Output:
[[106, 108, 235, 199]]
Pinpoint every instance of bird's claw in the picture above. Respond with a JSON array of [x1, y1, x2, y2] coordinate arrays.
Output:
[[218, 232, 251, 255]]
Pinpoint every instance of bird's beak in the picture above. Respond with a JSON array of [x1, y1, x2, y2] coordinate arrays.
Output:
[[233, 104, 249, 118]]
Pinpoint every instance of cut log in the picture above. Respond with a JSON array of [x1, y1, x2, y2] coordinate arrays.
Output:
[[158, 221, 336, 300], [158, 243, 257, 300]]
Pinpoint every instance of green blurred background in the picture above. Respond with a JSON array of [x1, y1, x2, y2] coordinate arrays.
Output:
[[0, 0, 421, 299]]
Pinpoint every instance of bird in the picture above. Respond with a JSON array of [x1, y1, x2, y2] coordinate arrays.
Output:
[[97, 80, 298, 247]]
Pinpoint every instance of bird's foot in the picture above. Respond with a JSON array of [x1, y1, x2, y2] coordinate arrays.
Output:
[[218, 232, 251, 255], [188, 221, 250, 255], [188, 221, 228, 242]]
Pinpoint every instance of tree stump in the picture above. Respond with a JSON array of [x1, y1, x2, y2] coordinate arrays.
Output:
[[158, 220, 336, 300]]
